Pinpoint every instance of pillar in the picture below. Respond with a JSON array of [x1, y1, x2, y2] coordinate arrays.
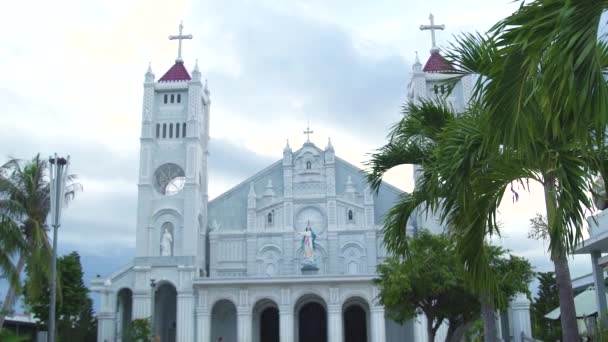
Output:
[[238, 308, 253, 342], [177, 291, 195, 342], [97, 312, 116, 342], [508, 293, 532, 342], [132, 291, 151, 319], [328, 305, 342, 342], [279, 306, 294, 342], [592, 251, 608, 328], [196, 308, 211, 342], [370, 307, 386, 342]]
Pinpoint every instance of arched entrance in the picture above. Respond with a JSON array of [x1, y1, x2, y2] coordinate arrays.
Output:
[[295, 295, 327, 342], [154, 283, 177, 342], [343, 297, 369, 342], [211, 299, 237, 342], [253, 299, 279, 342], [116, 288, 133, 342]]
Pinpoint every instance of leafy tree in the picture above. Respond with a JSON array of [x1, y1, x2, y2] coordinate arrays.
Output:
[[443, 0, 608, 338], [375, 231, 533, 342], [22, 252, 95, 341], [531, 272, 561, 341], [128, 318, 153, 342], [0, 155, 80, 328]]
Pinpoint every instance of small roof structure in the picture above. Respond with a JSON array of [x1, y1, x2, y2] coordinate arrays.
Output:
[[422, 51, 455, 73], [545, 287, 608, 320], [158, 62, 191, 82]]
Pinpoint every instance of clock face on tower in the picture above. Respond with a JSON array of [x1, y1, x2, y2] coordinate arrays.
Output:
[[153, 163, 186, 196]]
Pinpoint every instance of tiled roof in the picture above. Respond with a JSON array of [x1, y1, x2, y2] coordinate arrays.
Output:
[[159, 62, 191, 82], [423, 51, 455, 73]]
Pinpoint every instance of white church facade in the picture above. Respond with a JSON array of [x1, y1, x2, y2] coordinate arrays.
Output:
[[92, 19, 533, 342], [92, 22, 415, 342]]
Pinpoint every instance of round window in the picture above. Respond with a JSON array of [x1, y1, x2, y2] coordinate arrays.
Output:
[[153, 163, 186, 195]]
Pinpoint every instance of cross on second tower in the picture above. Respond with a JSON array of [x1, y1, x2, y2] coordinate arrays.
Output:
[[169, 21, 193, 63], [419, 13, 445, 53]]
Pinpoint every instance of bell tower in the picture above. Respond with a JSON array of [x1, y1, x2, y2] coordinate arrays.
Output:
[[135, 22, 210, 271]]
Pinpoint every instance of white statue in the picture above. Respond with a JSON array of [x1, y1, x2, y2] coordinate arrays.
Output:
[[160, 228, 173, 256], [299, 221, 316, 259]]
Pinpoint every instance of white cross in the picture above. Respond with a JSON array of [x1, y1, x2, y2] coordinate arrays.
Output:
[[303, 122, 314, 141], [419, 13, 445, 52], [169, 21, 193, 63]]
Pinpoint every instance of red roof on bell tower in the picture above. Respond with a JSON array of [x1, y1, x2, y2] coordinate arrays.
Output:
[[158, 62, 191, 82], [422, 51, 455, 73]]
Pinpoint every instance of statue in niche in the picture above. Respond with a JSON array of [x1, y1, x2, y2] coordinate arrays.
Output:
[[160, 227, 173, 256], [299, 220, 318, 270]]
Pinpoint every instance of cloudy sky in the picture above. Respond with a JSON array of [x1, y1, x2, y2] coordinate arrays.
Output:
[[0, 0, 595, 310]]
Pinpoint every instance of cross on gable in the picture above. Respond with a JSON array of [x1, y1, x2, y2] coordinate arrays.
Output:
[[169, 21, 193, 63], [419, 13, 445, 52], [303, 122, 314, 141]]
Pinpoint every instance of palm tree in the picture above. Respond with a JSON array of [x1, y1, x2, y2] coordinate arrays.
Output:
[[368, 16, 608, 339], [448, 1, 608, 337], [0, 155, 79, 328]]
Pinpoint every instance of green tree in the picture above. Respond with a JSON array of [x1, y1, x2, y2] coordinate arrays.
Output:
[[0, 155, 79, 328], [376, 231, 479, 342], [445, 0, 608, 338], [531, 272, 561, 341], [375, 231, 533, 342], [22, 252, 95, 341]]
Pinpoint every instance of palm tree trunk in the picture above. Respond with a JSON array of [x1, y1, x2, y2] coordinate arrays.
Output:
[[554, 253, 579, 341], [0, 254, 26, 328], [543, 175, 579, 341], [480, 295, 498, 342]]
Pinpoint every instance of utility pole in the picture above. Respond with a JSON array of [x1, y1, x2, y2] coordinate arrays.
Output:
[[48, 155, 69, 342]]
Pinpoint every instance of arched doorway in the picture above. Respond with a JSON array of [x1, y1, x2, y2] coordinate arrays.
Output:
[[343, 297, 369, 342], [253, 299, 279, 342], [211, 299, 237, 342], [116, 288, 133, 342], [295, 295, 327, 342], [154, 283, 177, 342]]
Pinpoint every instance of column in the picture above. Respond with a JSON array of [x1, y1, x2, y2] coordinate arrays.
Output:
[[508, 293, 532, 342], [279, 306, 294, 342], [328, 305, 342, 342], [238, 308, 253, 342], [196, 308, 211, 342], [177, 291, 195, 342], [370, 307, 386, 342], [592, 251, 608, 328], [97, 312, 116, 342], [132, 292, 151, 319]]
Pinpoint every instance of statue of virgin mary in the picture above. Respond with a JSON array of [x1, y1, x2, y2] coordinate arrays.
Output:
[[300, 221, 316, 261]]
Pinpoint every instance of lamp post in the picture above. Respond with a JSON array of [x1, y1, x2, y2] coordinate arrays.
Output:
[[48, 154, 69, 342], [150, 278, 156, 339]]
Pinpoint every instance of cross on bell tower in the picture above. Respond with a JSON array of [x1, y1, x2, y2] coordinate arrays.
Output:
[[169, 21, 193, 63], [419, 13, 445, 53]]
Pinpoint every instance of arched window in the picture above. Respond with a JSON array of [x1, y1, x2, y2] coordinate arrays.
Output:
[[348, 210, 353, 221], [267, 212, 273, 226], [433, 85, 438, 94], [175, 122, 180, 138], [170, 94, 175, 103], [177, 94, 181, 103], [306, 161, 312, 169], [156, 124, 160, 138], [440, 85, 445, 94], [162, 124, 167, 138], [164, 94, 168, 104], [169, 123, 173, 138], [182, 123, 186, 137]]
